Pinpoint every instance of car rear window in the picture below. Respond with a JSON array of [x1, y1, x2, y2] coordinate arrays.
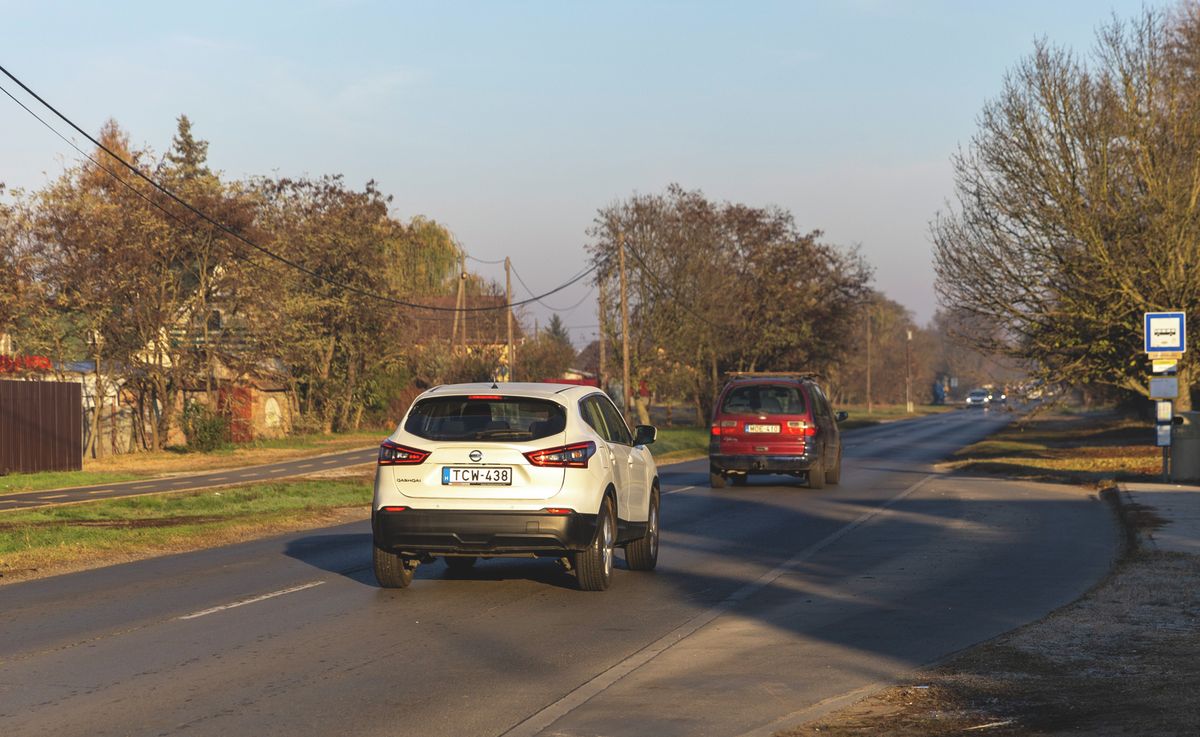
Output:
[[404, 396, 566, 441], [719, 384, 807, 416]]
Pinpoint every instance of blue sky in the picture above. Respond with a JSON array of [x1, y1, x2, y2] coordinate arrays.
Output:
[[0, 0, 1165, 346]]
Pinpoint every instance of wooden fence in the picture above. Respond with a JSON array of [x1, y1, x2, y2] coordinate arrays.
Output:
[[0, 379, 83, 474]]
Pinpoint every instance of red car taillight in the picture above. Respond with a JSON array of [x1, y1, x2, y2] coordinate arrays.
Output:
[[524, 441, 596, 468], [378, 440, 430, 465], [711, 420, 737, 436], [785, 420, 817, 437]]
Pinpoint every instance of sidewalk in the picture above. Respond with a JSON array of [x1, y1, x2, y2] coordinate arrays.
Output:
[[1118, 481, 1200, 555]]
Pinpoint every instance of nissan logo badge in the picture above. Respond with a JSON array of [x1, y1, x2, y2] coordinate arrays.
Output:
[[469, 450, 482, 462]]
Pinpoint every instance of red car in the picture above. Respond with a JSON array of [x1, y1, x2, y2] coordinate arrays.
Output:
[[708, 374, 846, 489]]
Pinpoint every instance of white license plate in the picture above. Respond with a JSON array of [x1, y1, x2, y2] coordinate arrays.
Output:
[[744, 424, 780, 433], [442, 466, 513, 485]]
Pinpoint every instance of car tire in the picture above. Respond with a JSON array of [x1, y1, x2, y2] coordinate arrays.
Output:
[[710, 470, 727, 489], [575, 496, 615, 591], [808, 459, 826, 490], [444, 556, 477, 574], [731, 474, 748, 487], [826, 449, 842, 486], [625, 489, 659, 572], [374, 544, 414, 588]]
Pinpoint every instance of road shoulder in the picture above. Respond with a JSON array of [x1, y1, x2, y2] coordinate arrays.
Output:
[[774, 481, 1200, 737]]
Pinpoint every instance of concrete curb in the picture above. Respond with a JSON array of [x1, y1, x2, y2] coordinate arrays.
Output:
[[1100, 484, 1145, 555]]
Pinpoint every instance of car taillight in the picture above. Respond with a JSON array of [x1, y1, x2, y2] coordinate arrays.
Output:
[[711, 420, 737, 436], [543, 507, 573, 515], [378, 440, 430, 465], [524, 441, 596, 468], [379, 505, 408, 513], [786, 421, 817, 437]]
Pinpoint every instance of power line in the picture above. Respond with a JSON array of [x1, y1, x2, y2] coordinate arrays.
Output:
[[0, 80, 266, 278], [0, 63, 595, 313], [510, 263, 596, 312], [464, 253, 506, 265]]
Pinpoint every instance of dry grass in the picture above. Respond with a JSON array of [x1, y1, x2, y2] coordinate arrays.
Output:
[[940, 411, 1160, 484]]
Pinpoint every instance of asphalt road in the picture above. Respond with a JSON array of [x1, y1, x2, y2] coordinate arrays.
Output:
[[0, 447, 379, 511], [0, 409, 1118, 737]]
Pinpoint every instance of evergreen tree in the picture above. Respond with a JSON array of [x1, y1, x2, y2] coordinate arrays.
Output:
[[546, 314, 572, 348]]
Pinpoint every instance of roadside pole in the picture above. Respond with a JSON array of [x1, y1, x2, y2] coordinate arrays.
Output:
[[598, 279, 607, 394], [505, 256, 514, 381], [619, 230, 631, 417], [1145, 311, 1186, 482], [905, 328, 914, 414], [866, 304, 873, 415]]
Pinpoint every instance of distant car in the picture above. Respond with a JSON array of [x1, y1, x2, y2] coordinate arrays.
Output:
[[371, 383, 660, 591], [989, 388, 1008, 405], [965, 389, 990, 408], [708, 373, 846, 489]]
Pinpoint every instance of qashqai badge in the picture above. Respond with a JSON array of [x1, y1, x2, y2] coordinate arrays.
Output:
[[469, 450, 483, 462]]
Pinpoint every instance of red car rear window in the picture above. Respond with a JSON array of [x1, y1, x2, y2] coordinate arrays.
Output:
[[719, 384, 807, 416]]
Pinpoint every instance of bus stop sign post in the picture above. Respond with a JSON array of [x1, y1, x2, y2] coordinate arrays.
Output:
[[1145, 311, 1186, 482]]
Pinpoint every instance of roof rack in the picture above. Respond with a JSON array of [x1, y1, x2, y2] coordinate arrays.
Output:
[[723, 371, 821, 381]]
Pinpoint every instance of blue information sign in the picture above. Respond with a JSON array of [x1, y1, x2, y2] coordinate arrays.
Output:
[[1144, 312, 1186, 353]]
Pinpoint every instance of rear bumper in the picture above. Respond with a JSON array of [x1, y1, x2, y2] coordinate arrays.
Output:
[[372, 508, 599, 555], [710, 454, 814, 474]]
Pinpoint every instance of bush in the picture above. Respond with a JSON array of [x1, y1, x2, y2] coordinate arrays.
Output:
[[182, 403, 232, 452]]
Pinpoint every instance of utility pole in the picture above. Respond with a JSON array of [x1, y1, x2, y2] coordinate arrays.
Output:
[[505, 257, 514, 382], [866, 304, 873, 415], [451, 251, 465, 348], [619, 230, 631, 416], [598, 279, 607, 393], [905, 328, 914, 414], [461, 252, 469, 351]]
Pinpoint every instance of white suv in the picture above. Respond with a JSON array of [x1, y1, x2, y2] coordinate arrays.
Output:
[[372, 382, 660, 591]]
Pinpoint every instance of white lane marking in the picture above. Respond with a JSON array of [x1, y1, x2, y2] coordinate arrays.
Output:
[[177, 581, 326, 621], [86, 488, 112, 494], [207, 477, 228, 482], [664, 485, 695, 495], [501, 473, 937, 737], [298, 463, 315, 469]]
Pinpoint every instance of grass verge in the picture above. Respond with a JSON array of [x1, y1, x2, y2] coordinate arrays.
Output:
[[0, 476, 372, 584], [0, 430, 387, 494], [940, 409, 1159, 484], [650, 427, 709, 462]]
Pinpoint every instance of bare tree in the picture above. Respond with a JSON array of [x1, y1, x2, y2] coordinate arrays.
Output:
[[933, 6, 1200, 410]]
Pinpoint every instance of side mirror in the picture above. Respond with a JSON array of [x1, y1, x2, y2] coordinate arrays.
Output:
[[634, 424, 657, 446], [835, 411, 849, 423]]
